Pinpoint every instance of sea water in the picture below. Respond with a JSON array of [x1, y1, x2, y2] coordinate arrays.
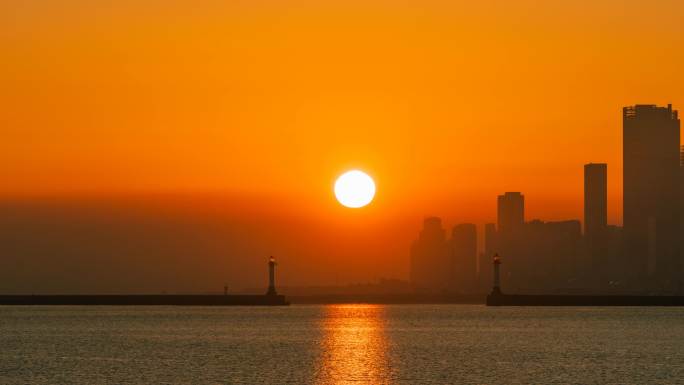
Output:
[[1, 305, 683, 384]]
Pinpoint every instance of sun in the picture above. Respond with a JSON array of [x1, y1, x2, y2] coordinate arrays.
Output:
[[334, 170, 376, 208]]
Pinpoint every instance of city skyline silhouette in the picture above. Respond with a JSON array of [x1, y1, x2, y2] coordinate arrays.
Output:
[[1, 103, 682, 294], [412, 105, 683, 295]]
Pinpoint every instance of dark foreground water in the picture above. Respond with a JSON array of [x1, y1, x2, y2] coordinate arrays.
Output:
[[1, 305, 683, 384]]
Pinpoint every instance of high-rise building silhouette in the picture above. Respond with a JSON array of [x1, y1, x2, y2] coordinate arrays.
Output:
[[584, 163, 608, 276], [496, 192, 525, 287], [584, 163, 607, 236], [410, 217, 450, 291], [484, 223, 497, 257], [623, 104, 680, 283], [480, 223, 497, 290], [451, 223, 477, 291], [497, 192, 524, 236]]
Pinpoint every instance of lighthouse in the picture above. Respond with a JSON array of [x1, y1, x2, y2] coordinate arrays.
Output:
[[491, 253, 502, 295], [266, 256, 277, 296]]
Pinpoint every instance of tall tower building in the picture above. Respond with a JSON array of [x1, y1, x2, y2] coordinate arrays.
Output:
[[484, 223, 497, 258], [479, 223, 497, 291], [584, 163, 608, 236], [451, 223, 477, 291], [497, 192, 524, 237], [496, 192, 525, 285], [584, 163, 608, 277], [623, 104, 680, 283], [410, 217, 451, 291]]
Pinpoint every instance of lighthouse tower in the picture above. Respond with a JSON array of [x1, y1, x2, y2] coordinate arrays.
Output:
[[491, 253, 502, 295], [266, 256, 277, 296]]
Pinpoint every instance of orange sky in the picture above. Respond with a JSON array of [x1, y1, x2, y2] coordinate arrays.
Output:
[[1, 1, 684, 290]]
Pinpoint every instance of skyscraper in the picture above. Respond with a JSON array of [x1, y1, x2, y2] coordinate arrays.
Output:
[[623, 104, 680, 283], [451, 223, 477, 291], [410, 217, 451, 291], [584, 163, 608, 276], [584, 163, 607, 236], [497, 192, 524, 237], [496, 192, 525, 286], [480, 223, 497, 291], [484, 223, 497, 258]]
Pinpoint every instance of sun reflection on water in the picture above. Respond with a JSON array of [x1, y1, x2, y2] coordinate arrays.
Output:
[[315, 304, 392, 384]]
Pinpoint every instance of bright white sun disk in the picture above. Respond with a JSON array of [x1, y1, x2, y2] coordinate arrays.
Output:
[[334, 170, 376, 208]]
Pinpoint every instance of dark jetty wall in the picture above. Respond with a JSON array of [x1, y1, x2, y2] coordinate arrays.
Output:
[[0, 294, 289, 306], [487, 293, 684, 306]]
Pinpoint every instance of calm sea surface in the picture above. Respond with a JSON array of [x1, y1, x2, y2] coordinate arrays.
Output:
[[1, 305, 683, 384]]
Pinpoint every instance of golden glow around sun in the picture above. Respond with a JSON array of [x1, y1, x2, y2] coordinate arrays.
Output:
[[334, 170, 376, 208]]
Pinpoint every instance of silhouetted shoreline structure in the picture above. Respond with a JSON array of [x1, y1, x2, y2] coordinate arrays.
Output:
[[623, 104, 681, 285], [585, 163, 608, 279], [267, 256, 277, 296], [0, 257, 289, 306], [410, 217, 450, 291], [412, 104, 683, 295]]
